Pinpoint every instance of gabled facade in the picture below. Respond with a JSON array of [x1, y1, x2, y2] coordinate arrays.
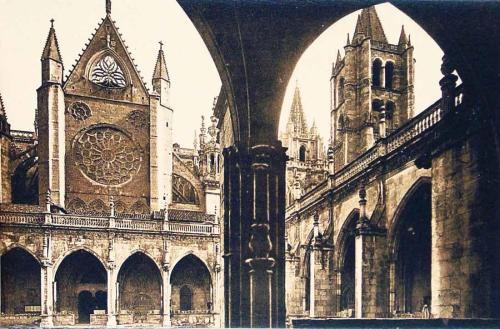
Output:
[[0, 2, 223, 327]]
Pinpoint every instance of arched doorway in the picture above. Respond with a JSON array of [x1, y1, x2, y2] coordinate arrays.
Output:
[[77, 291, 94, 323], [392, 180, 431, 316], [1, 247, 41, 314], [117, 252, 161, 323], [180, 285, 193, 311], [170, 254, 212, 313], [336, 210, 359, 317], [54, 250, 107, 324]]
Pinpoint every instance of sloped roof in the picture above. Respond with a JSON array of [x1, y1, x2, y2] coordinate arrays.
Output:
[[354, 6, 388, 43], [168, 209, 215, 222], [153, 44, 170, 81], [41, 21, 63, 63]]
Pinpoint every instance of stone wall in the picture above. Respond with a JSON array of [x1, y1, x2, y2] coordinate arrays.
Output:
[[431, 133, 499, 318]]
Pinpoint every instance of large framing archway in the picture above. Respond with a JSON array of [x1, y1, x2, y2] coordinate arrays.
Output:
[[117, 252, 161, 323], [54, 249, 107, 324], [178, 1, 499, 326], [390, 179, 432, 316], [1, 247, 41, 315]]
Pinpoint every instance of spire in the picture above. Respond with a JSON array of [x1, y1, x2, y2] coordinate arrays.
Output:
[[287, 83, 308, 134], [106, 0, 112, 15], [0, 92, 5, 117], [398, 25, 408, 46], [310, 120, 318, 135], [41, 19, 62, 63], [408, 34, 412, 47], [353, 6, 387, 43], [0, 91, 10, 135], [354, 14, 364, 39], [153, 41, 170, 82], [346, 33, 350, 46], [335, 50, 342, 66]]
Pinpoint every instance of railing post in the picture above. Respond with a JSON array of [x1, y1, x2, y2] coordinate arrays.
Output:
[[439, 55, 458, 116]]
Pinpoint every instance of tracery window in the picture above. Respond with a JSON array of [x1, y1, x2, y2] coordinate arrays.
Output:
[[68, 102, 92, 121], [67, 198, 86, 213], [73, 126, 142, 186], [90, 55, 126, 88], [172, 174, 199, 204]]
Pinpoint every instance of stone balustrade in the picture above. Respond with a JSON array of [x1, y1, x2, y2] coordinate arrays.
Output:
[[0, 211, 218, 235], [286, 85, 464, 215]]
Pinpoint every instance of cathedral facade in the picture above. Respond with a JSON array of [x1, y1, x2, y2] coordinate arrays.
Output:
[[0, 3, 222, 328], [284, 6, 497, 323]]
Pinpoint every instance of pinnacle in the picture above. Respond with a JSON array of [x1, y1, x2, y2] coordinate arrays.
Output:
[[287, 84, 308, 134], [0, 91, 5, 117], [153, 42, 170, 82], [41, 19, 63, 63], [398, 25, 408, 46]]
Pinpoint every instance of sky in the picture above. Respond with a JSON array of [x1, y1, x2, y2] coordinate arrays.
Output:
[[0, 1, 445, 147]]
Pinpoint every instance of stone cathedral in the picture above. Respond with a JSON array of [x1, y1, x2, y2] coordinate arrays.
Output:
[[283, 5, 498, 323], [0, 2, 223, 327]]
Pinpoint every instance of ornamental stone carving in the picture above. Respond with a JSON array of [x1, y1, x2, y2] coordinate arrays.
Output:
[[90, 55, 126, 88], [73, 126, 142, 186], [68, 102, 92, 121], [127, 110, 149, 129]]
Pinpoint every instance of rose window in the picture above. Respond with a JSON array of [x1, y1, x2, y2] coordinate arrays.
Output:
[[68, 102, 92, 121], [90, 55, 126, 88], [73, 126, 142, 186]]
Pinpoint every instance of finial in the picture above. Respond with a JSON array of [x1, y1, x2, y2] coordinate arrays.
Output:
[[159, 41, 163, 51], [106, 0, 112, 15], [50, 19, 54, 28], [346, 33, 350, 45]]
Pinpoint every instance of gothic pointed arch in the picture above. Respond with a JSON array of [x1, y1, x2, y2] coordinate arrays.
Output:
[[172, 174, 200, 205], [388, 177, 431, 315], [1, 247, 41, 315], [117, 252, 162, 321], [170, 254, 212, 313], [54, 249, 107, 323], [67, 197, 86, 213], [11, 155, 38, 205], [335, 209, 359, 314]]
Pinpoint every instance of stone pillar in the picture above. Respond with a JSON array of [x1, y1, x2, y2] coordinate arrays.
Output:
[[40, 262, 54, 327], [223, 142, 286, 328], [161, 265, 171, 327], [106, 266, 117, 326], [378, 106, 387, 139], [354, 187, 387, 318], [162, 239, 171, 327]]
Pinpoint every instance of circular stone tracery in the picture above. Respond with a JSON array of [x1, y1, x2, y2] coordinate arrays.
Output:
[[73, 126, 142, 186]]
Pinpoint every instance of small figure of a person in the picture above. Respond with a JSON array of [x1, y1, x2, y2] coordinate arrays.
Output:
[[422, 296, 431, 319]]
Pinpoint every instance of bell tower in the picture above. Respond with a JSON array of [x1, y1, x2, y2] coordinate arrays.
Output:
[[330, 6, 415, 172]]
